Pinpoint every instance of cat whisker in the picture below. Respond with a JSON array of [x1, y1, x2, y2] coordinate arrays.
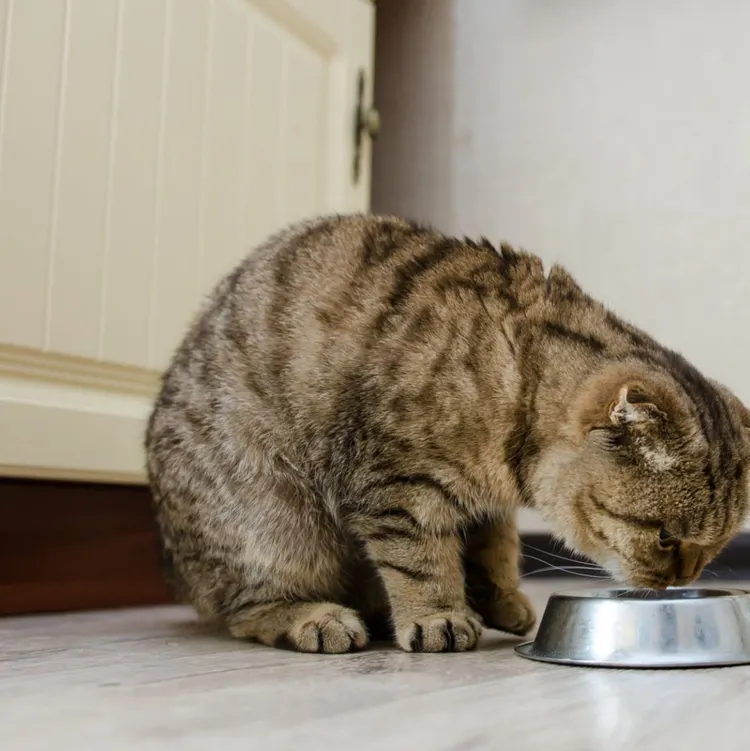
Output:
[[523, 543, 598, 568], [522, 553, 610, 579], [522, 552, 603, 571], [524, 564, 610, 579]]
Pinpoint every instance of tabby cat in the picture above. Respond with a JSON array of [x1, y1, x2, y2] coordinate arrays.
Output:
[[146, 214, 750, 653]]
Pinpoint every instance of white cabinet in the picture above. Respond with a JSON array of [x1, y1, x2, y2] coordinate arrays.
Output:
[[0, 0, 375, 482]]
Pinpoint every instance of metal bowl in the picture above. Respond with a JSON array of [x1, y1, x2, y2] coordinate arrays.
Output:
[[515, 587, 750, 668]]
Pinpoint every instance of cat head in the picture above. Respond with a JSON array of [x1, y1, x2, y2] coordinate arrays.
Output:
[[532, 360, 750, 588]]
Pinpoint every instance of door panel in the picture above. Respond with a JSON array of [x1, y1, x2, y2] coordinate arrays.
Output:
[[0, 0, 375, 481]]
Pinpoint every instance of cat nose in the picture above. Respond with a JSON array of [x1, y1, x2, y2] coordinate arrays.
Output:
[[676, 542, 703, 582]]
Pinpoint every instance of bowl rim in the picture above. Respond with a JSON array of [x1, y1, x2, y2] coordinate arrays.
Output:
[[549, 586, 750, 601], [514, 641, 750, 669]]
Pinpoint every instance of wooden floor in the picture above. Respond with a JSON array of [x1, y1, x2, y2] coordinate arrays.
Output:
[[2, 580, 749, 751]]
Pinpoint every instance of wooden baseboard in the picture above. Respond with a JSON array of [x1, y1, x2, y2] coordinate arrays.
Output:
[[2, 478, 748, 616], [0, 478, 170, 616]]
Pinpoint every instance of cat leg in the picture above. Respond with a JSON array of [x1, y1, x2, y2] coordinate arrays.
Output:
[[228, 601, 368, 653], [464, 513, 536, 636], [354, 485, 483, 653], [164, 463, 369, 653], [227, 540, 378, 652], [342, 552, 393, 641]]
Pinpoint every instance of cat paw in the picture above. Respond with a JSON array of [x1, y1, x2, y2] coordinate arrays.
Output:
[[228, 603, 369, 654], [478, 589, 536, 636], [396, 611, 483, 652], [283, 605, 369, 653]]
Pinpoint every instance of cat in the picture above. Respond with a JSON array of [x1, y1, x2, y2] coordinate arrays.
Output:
[[146, 214, 750, 653]]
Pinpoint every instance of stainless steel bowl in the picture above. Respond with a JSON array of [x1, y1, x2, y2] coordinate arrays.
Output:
[[515, 587, 750, 668]]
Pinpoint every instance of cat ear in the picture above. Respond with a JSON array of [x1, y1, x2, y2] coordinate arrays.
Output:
[[609, 385, 667, 427]]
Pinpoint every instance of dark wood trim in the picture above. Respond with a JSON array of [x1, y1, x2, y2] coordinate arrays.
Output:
[[0, 478, 171, 616], [521, 533, 750, 581], [2, 478, 748, 617]]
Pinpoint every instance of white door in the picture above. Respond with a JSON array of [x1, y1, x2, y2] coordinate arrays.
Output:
[[0, 0, 375, 483]]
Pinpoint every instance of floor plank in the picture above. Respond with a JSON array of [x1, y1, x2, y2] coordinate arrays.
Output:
[[2, 581, 749, 750]]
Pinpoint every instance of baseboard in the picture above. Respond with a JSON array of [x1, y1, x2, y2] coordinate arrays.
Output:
[[521, 533, 750, 581], [0, 478, 170, 616], [1, 477, 748, 617]]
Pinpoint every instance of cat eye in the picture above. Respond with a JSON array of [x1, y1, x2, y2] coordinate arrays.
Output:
[[658, 527, 679, 548]]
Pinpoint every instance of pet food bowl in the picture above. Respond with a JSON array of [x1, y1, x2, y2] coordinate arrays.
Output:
[[515, 587, 750, 668]]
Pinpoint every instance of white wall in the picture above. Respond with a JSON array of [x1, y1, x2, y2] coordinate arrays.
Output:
[[373, 0, 750, 531]]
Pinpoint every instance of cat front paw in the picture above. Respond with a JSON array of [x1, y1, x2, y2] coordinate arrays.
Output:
[[395, 611, 483, 652], [477, 589, 536, 636]]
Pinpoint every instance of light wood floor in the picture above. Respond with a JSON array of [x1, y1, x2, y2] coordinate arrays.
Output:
[[2, 580, 749, 751]]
